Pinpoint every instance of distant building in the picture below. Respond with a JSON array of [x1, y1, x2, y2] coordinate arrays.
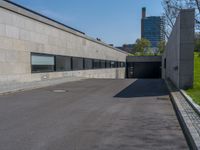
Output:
[[141, 7, 165, 47], [116, 44, 136, 54]]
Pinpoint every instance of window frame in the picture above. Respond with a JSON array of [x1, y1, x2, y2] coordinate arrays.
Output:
[[31, 52, 56, 73]]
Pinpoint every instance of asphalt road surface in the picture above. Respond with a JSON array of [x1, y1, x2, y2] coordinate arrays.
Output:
[[0, 79, 189, 150]]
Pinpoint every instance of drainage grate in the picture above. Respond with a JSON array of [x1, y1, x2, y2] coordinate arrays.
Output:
[[53, 90, 68, 93]]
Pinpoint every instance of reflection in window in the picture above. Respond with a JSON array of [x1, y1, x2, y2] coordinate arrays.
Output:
[[93, 59, 100, 69], [56, 56, 71, 71], [31, 53, 55, 73], [84, 58, 93, 70], [111, 61, 115, 68], [72, 57, 83, 70], [31, 52, 125, 73]]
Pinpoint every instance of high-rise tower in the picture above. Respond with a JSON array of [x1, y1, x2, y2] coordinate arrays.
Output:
[[141, 8, 164, 47]]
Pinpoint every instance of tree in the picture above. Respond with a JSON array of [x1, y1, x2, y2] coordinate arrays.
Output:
[[157, 40, 166, 55], [162, 0, 200, 39], [134, 38, 151, 55]]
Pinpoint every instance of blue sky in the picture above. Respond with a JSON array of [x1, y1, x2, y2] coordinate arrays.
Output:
[[12, 0, 163, 46]]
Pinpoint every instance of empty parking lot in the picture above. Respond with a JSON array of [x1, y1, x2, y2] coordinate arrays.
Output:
[[0, 79, 188, 150]]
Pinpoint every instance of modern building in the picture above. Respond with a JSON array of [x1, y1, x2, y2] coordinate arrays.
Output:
[[141, 7, 165, 47], [116, 44, 136, 54], [0, 0, 128, 89]]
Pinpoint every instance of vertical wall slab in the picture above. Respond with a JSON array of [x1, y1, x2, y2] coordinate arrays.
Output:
[[163, 9, 194, 89]]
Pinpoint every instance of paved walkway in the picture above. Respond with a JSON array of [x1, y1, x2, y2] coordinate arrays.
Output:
[[0, 79, 188, 150]]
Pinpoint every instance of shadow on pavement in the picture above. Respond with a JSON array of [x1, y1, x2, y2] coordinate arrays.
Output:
[[114, 79, 169, 98]]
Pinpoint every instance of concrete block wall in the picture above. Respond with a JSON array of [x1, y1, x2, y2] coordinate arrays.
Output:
[[0, 1, 127, 86], [162, 9, 194, 89]]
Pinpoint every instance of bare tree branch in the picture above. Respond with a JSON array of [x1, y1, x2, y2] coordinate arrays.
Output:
[[162, 0, 200, 39]]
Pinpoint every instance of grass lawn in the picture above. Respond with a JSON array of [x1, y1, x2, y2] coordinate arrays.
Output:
[[186, 52, 200, 105]]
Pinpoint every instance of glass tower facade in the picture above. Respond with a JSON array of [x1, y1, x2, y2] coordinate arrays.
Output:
[[141, 9, 165, 47]]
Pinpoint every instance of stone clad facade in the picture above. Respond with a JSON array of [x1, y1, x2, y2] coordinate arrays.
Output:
[[0, 0, 127, 85]]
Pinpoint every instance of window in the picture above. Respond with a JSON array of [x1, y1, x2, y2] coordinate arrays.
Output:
[[84, 58, 93, 70], [117, 62, 121, 68], [72, 57, 84, 70], [106, 61, 111, 68], [31, 52, 125, 73], [111, 61, 115, 68], [31, 53, 55, 73], [100, 60, 106, 68], [56, 56, 71, 71], [93, 59, 100, 69], [114, 61, 118, 68], [120, 62, 125, 67], [123, 62, 126, 67], [164, 58, 166, 69]]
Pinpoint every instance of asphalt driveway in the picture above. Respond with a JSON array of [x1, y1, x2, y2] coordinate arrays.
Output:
[[0, 79, 188, 150]]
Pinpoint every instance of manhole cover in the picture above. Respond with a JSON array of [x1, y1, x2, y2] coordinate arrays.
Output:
[[53, 90, 67, 93]]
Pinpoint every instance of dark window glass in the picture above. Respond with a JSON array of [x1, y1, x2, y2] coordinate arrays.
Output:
[[72, 57, 84, 70], [164, 58, 166, 69], [100, 60, 106, 68], [111, 61, 115, 68], [93, 59, 100, 69], [114, 61, 118, 68], [84, 58, 93, 70], [56, 56, 71, 71], [120, 62, 125, 67], [31, 53, 55, 73], [31, 53, 123, 72], [106, 61, 111, 68], [117, 62, 120, 67]]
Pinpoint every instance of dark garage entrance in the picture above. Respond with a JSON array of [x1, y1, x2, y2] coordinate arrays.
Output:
[[126, 56, 162, 79]]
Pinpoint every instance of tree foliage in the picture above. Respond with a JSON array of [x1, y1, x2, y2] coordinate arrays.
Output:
[[162, 0, 200, 39], [134, 38, 151, 55], [157, 40, 166, 55]]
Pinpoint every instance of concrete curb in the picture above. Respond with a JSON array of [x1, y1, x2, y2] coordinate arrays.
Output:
[[180, 90, 200, 116], [165, 80, 200, 150]]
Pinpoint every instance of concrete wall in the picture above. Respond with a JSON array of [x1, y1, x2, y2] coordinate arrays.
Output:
[[127, 56, 162, 62], [162, 9, 194, 89], [0, 1, 127, 86]]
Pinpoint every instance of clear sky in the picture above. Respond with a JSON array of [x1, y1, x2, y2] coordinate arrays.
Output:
[[11, 0, 163, 46]]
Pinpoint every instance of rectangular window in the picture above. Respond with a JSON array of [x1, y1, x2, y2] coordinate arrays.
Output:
[[106, 61, 111, 68], [111, 61, 115, 68], [100, 60, 106, 68], [72, 57, 84, 70], [84, 58, 93, 70], [93, 59, 100, 69], [31, 53, 123, 72], [120, 62, 125, 67], [56, 56, 71, 71], [164, 58, 166, 69], [114, 61, 117, 68], [119, 62, 122, 68], [123, 62, 126, 67], [117, 62, 121, 68], [31, 53, 55, 73]]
